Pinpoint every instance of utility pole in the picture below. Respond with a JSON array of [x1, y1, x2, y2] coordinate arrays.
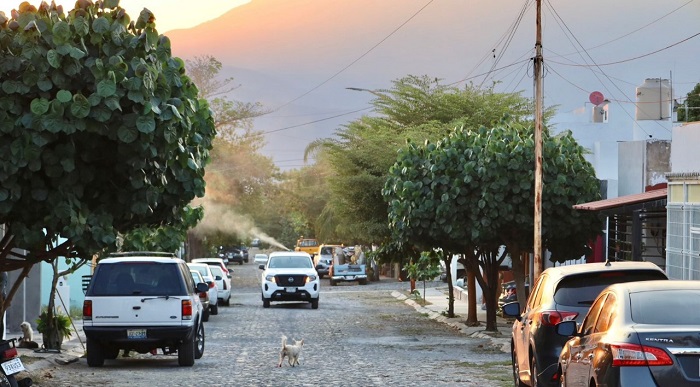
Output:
[[533, 0, 544, 281]]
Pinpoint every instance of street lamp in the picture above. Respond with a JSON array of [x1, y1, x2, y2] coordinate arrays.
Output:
[[346, 87, 384, 98]]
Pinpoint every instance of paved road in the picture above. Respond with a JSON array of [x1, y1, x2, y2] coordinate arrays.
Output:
[[33, 257, 511, 387]]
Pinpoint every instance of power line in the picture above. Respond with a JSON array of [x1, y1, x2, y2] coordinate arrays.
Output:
[[262, 107, 371, 134], [271, 0, 435, 112]]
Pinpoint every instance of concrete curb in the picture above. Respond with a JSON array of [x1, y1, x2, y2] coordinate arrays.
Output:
[[391, 290, 510, 354]]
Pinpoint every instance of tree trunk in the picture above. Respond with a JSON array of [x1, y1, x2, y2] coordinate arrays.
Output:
[[466, 266, 478, 326], [444, 255, 454, 318]]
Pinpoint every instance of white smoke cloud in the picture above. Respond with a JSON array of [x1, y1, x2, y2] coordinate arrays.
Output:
[[191, 199, 290, 251]]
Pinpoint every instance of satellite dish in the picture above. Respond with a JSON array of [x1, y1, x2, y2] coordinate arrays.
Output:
[[589, 91, 605, 106]]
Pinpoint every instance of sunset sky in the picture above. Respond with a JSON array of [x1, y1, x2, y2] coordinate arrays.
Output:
[[1, 0, 250, 33]]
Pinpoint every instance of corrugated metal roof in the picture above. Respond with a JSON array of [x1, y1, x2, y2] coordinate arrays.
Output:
[[573, 188, 667, 211]]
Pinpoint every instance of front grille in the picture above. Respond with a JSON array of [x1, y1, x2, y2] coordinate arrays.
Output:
[[274, 275, 306, 287]]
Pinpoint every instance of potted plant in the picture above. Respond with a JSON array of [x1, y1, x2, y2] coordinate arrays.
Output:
[[36, 309, 72, 350]]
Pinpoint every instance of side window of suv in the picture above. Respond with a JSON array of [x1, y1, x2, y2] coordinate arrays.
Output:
[[528, 274, 547, 309]]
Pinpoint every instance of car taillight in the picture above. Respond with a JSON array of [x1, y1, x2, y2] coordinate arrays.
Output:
[[610, 343, 673, 367], [83, 300, 92, 320], [540, 310, 578, 326], [182, 300, 193, 320], [199, 292, 207, 300], [2, 348, 17, 359]]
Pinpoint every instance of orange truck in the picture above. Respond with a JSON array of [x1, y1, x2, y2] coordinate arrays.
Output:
[[294, 237, 319, 257]]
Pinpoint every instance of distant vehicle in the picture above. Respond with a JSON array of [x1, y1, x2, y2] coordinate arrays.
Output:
[[208, 265, 231, 307], [251, 238, 261, 248], [259, 251, 319, 309], [190, 270, 211, 322], [187, 263, 219, 316], [313, 244, 343, 279], [254, 253, 268, 264], [329, 246, 367, 286], [294, 237, 319, 257], [556, 280, 700, 387], [502, 261, 668, 387]]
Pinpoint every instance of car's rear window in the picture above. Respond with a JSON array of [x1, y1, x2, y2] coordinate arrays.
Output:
[[210, 266, 224, 278], [89, 262, 185, 296], [630, 290, 700, 324], [553, 270, 667, 307], [268, 256, 313, 269]]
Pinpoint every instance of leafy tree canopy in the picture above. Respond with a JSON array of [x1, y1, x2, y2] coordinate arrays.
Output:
[[0, 0, 215, 267]]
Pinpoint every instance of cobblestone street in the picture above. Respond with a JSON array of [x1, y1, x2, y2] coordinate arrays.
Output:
[[31, 260, 511, 387]]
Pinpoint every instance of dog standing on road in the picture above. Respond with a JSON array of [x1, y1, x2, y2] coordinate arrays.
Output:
[[17, 321, 39, 349], [278, 335, 303, 367]]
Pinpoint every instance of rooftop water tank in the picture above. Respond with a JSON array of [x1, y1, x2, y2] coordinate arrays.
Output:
[[635, 78, 671, 120]]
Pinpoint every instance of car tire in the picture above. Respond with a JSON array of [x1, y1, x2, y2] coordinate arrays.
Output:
[[318, 273, 324, 279], [263, 298, 270, 308], [211, 304, 219, 315], [511, 342, 526, 387], [359, 278, 368, 285], [178, 330, 196, 366], [330, 279, 337, 286], [86, 338, 105, 367], [239, 261, 243, 265], [202, 307, 210, 322], [311, 298, 319, 309], [194, 323, 205, 360], [224, 296, 231, 306]]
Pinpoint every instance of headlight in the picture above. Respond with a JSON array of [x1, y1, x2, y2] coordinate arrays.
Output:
[[306, 275, 318, 283], [265, 275, 276, 283]]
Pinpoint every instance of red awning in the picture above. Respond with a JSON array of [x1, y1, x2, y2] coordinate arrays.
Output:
[[573, 188, 667, 211]]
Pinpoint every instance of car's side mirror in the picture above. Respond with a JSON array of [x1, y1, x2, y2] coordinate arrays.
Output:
[[227, 274, 232, 279], [215, 275, 222, 281], [501, 302, 522, 321], [196, 282, 209, 293], [258, 264, 265, 270], [556, 320, 578, 337]]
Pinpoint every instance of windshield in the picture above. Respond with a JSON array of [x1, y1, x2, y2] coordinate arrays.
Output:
[[268, 256, 313, 269], [89, 262, 185, 296]]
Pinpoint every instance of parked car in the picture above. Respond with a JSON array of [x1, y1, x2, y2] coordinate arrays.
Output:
[[556, 280, 700, 387], [223, 249, 245, 265], [498, 280, 530, 312], [191, 257, 231, 276], [187, 262, 219, 315], [254, 253, 268, 264], [208, 265, 231, 306], [259, 251, 319, 309], [313, 244, 342, 279], [502, 261, 668, 387], [83, 252, 208, 367], [251, 238, 261, 248], [190, 270, 211, 322]]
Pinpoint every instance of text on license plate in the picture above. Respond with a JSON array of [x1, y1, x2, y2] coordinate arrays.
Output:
[[127, 329, 147, 339], [285, 288, 297, 293], [1, 358, 25, 375]]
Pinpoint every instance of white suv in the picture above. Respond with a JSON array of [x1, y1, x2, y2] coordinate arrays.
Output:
[[83, 252, 208, 367], [259, 251, 320, 309]]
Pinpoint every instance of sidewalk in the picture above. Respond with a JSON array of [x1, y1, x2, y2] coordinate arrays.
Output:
[[392, 284, 511, 353], [8, 319, 86, 382]]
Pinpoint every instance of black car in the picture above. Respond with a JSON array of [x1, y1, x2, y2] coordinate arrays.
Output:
[[224, 248, 245, 265], [502, 261, 668, 387], [556, 280, 700, 387]]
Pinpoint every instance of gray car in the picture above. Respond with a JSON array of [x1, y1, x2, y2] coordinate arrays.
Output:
[[502, 261, 668, 387], [556, 280, 700, 387]]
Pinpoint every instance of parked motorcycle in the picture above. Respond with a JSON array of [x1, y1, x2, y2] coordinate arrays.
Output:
[[0, 338, 31, 387]]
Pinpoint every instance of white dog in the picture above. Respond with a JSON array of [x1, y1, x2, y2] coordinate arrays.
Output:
[[18, 321, 39, 349], [278, 335, 303, 367]]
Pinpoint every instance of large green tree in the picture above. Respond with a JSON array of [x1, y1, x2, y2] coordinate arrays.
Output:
[[305, 75, 539, 245], [0, 0, 214, 330], [384, 120, 602, 331]]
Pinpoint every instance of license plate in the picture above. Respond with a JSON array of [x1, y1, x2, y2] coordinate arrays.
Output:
[[127, 329, 147, 339], [285, 288, 297, 293], [1, 358, 24, 375]]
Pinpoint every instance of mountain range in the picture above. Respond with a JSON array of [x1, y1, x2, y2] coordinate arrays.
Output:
[[164, 0, 700, 169]]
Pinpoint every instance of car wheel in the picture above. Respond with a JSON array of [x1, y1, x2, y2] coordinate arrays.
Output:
[[225, 296, 231, 306], [86, 338, 105, 367], [311, 298, 319, 309], [511, 342, 526, 387], [318, 273, 324, 279], [263, 298, 270, 308], [202, 307, 210, 322], [330, 279, 337, 286], [239, 261, 243, 265], [194, 323, 205, 360], [211, 303, 219, 315], [359, 278, 368, 285], [178, 331, 195, 366]]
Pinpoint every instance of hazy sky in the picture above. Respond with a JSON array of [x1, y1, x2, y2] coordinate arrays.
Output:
[[0, 0, 251, 33]]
